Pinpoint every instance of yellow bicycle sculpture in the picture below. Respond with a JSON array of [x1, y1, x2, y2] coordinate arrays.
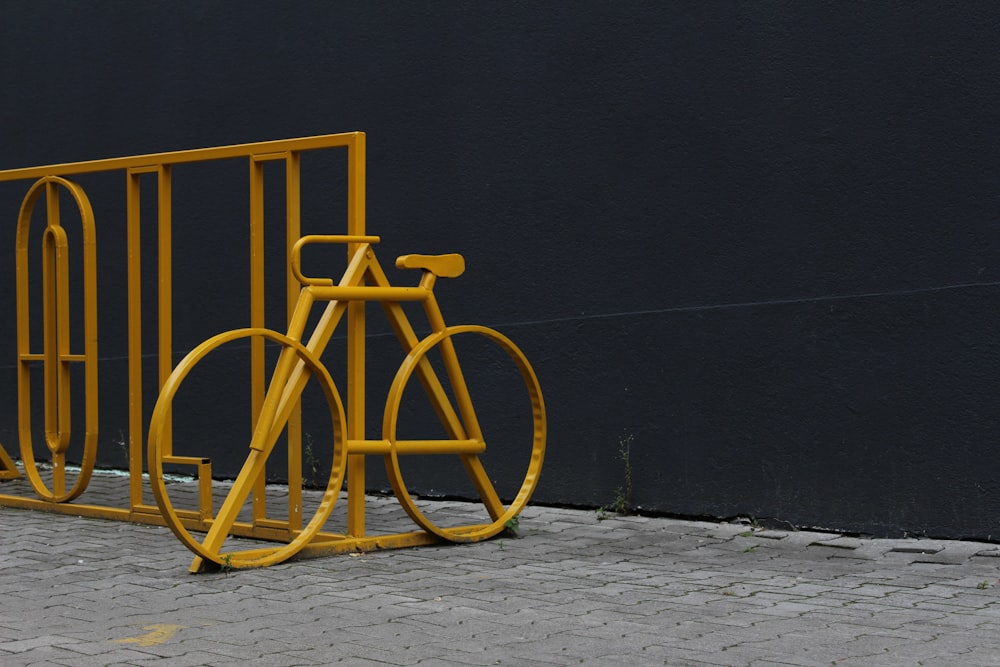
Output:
[[147, 234, 546, 570]]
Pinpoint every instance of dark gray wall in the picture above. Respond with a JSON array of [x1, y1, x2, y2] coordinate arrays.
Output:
[[3, 1, 1000, 539]]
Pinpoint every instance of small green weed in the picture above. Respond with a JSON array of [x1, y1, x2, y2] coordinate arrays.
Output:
[[596, 491, 627, 520], [596, 433, 634, 520], [610, 486, 628, 514], [618, 433, 633, 511]]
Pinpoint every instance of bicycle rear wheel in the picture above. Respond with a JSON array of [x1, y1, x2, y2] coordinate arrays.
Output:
[[148, 328, 347, 568], [382, 325, 545, 542]]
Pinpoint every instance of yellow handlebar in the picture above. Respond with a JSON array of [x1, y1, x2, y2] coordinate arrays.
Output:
[[290, 235, 381, 286]]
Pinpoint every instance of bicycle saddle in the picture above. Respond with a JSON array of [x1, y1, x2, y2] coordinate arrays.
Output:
[[396, 253, 465, 278]]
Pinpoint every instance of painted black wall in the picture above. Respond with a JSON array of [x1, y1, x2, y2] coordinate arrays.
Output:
[[2, 2, 1000, 539]]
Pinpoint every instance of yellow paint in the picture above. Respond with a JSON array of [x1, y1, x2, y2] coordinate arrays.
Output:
[[114, 624, 186, 647]]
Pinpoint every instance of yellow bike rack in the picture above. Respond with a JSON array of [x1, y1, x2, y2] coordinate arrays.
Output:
[[0, 133, 546, 571]]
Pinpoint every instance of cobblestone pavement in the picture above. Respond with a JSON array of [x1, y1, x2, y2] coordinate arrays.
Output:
[[3, 471, 1000, 666]]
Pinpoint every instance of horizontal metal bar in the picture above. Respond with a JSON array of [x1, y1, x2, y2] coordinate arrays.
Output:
[[215, 531, 441, 565], [0, 495, 136, 522], [250, 151, 289, 163], [295, 234, 381, 245], [127, 165, 162, 175], [306, 285, 428, 302], [18, 353, 86, 362], [347, 439, 485, 455], [131, 504, 167, 517], [161, 455, 211, 466], [0, 132, 362, 181]]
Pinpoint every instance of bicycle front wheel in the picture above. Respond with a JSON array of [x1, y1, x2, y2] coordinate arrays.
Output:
[[148, 328, 347, 568], [382, 325, 546, 542]]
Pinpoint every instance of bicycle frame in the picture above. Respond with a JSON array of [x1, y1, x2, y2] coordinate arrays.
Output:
[[155, 235, 516, 570]]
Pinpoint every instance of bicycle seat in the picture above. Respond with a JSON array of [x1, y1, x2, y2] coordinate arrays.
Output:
[[396, 253, 465, 278]]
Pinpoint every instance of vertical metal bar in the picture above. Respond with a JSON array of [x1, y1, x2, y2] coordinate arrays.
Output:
[[42, 182, 66, 494], [126, 171, 144, 508], [346, 301, 366, 536], [41, 200, 58, 453], [157, 167, 173, 389], [249, 157, 267, 523], [346, 134, 367, 536], [348, 133, 366, 238], [152, 165, 173, 510], [14, 186, 34, 488], [285, 152, 303, 532], [53, 223, 72, 465], [77, 177, 100, 503], [197, 460, 212, 520]]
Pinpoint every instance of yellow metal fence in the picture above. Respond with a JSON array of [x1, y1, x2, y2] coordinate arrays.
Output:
[[0, 132, 366, 526], [0, 132, 546, 570]]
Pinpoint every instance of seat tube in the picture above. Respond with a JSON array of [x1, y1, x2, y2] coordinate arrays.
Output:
[[419, 274, 443, 332], [346, 296, 366, 536]]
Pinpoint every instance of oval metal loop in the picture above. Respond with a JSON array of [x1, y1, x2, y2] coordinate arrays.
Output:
[[15, 176, 99, 503]]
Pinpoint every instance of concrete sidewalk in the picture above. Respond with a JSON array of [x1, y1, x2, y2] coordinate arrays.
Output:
[[3, 472, 1000, 666]]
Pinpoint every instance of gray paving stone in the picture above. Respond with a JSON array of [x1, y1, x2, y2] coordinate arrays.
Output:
[[5, 470, 1000, 665]]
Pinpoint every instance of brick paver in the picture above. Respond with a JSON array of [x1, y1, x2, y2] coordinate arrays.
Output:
[[3, 470, 1000, 665]]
